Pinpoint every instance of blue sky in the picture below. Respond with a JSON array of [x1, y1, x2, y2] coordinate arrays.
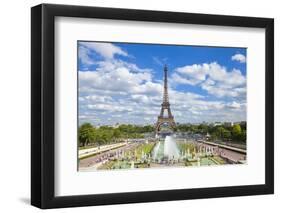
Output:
[[78, 41, 247, 126]]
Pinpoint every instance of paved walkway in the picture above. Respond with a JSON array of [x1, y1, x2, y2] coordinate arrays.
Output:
[[79, 143, 139, 170], [79, 142, 127, 159], [197, 141, 246, 163], [199, 140, 246, 154]]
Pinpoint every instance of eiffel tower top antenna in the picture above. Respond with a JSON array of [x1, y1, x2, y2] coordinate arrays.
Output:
[[163, 64, 169, 103]]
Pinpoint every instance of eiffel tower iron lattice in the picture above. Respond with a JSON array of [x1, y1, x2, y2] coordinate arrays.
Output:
[[155, 65, 176, 134]]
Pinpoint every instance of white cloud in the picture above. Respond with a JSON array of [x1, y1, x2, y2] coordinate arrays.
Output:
[[226, 101, 241, 109], [87, 104, 133, 113], [80, 42, 128, 59], [171, 73, 201, 85], [176, 63, 208, 82], [231, 53, 246, 63], [172, 62, 246, 98], [78, 45, 93, 65], [201, 82, 239, 97], [83, 95, 113, 103], [79, 61, 153, 94]]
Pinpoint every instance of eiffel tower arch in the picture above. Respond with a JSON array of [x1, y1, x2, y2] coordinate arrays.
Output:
[[155, 65, 176, 134]]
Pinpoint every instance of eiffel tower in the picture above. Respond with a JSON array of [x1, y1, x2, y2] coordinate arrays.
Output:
[[155, 65, 176, 134]]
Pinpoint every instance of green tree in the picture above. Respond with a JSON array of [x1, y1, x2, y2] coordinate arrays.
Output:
[[216, 126, 225, 139], [232, 124, 242, 140], [222, 129, 231, 140], [113, 129, 121, 140], [240, 129, 246, 142], [190, 125, 198, 133], [78, 123, 94, 147], [198, 124, 208, 134]]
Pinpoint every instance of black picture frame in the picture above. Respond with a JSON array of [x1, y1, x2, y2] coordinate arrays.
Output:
[[31, 3, 274, 209]]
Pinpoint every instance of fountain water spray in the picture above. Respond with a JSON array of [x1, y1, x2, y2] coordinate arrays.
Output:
[[164, 136, 180, 159], [152, 142, 161, 160], [152, 136, 180, 161]]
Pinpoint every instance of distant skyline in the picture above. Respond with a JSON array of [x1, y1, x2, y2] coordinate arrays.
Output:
[[78, 41, 246, 126]]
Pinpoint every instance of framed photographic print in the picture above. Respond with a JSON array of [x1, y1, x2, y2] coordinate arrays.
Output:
[[31, 3, 274, 209]]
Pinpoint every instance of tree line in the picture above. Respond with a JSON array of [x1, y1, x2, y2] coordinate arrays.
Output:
[[176, 123, 246, 143], [78, 123, 154, 147], [78, 122, 246, 147]]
